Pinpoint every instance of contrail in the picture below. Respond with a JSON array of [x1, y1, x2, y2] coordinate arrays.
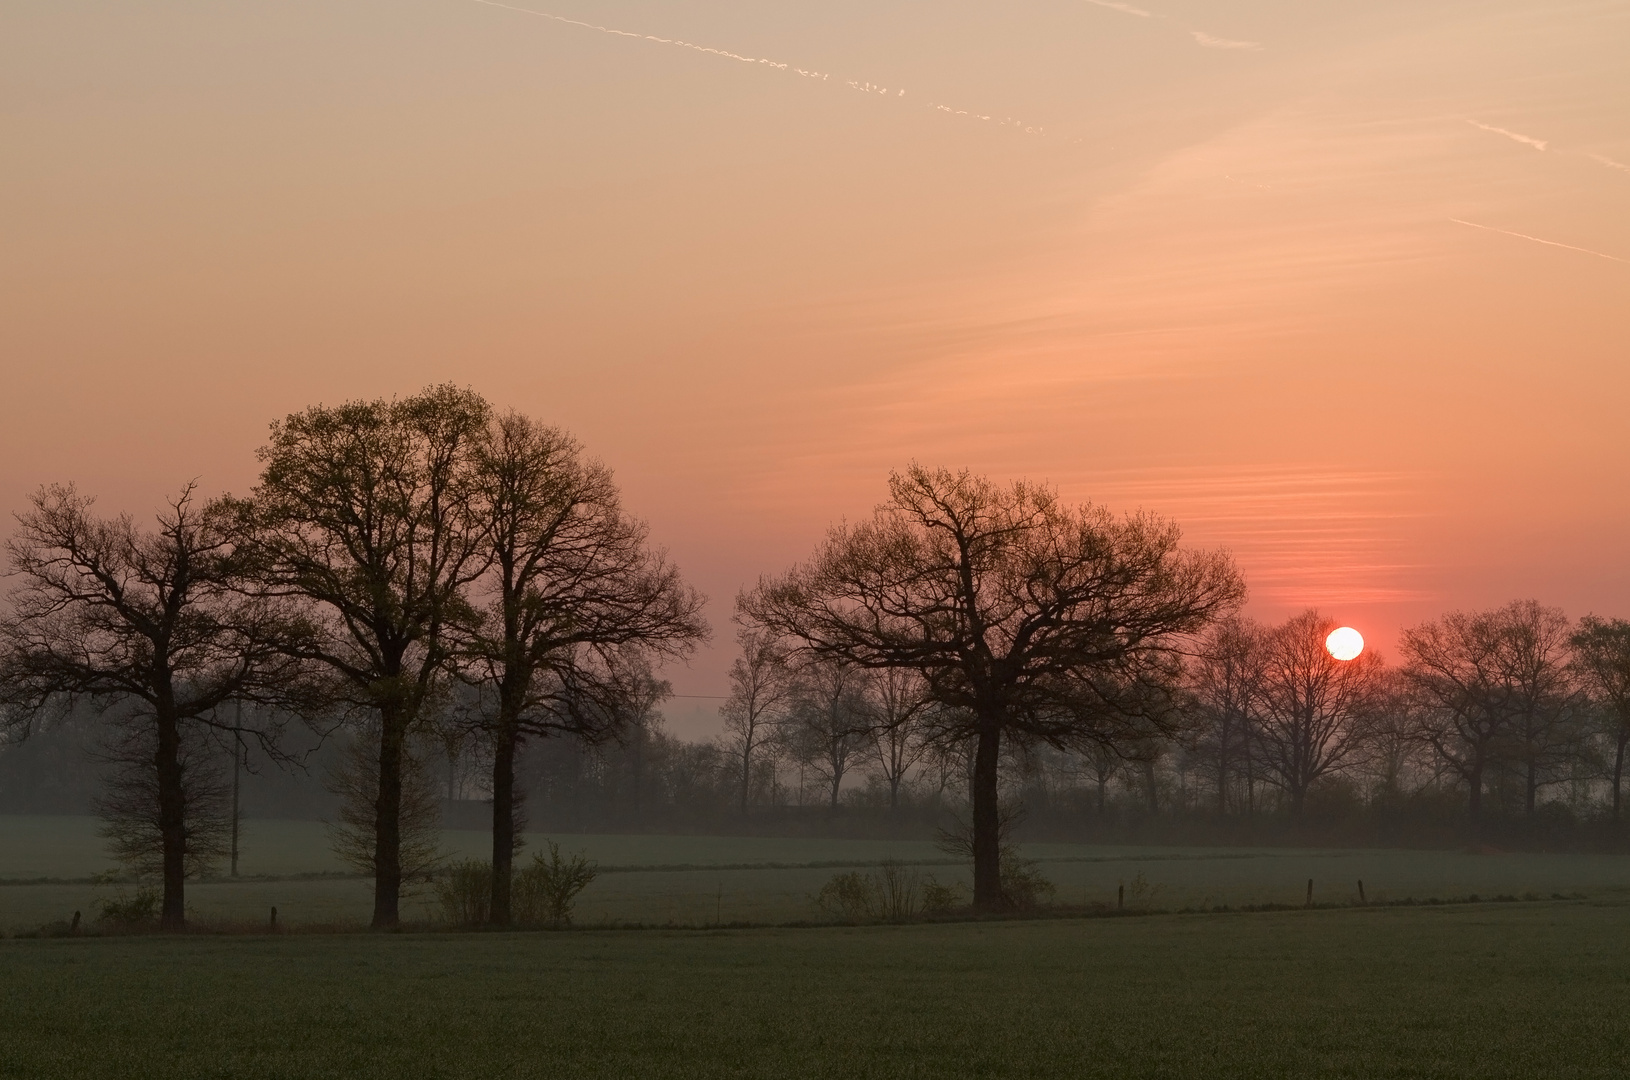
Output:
[[1449, 218, 1625, 264], [467, 0, 831, 78], [1463, 119, 1547, 151], [1083, 0, 1153, 16], [1191, 31, 1260, 49], [1588, 153, 1630, 174], [466, 0, 1044, 134], [1082, 0, 1261, 50]]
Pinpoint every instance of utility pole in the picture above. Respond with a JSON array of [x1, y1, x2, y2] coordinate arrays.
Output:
[[231, 700, 243, 878]]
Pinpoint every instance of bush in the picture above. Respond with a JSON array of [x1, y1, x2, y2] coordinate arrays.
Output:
[[97, 885, 159, 928], [1000, 851, 1056, 910], [816, 871, 877, 921], [816, 861, 921, 922], [435, 859, 492, 926], [874, 859, 919, 919], [513, 841, 598, 927], [920, 876, 967, 914]]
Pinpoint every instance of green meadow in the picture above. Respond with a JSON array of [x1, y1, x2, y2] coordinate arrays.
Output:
[[3, 902, 1629, 1078]]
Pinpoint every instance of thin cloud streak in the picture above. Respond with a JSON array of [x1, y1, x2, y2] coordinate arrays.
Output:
[[1449, 218, 1627, 264], [1080, 0, 1260, 51], [1463, 119, 1547, 150], [465, 0, 1046, 135], [1588, 153, 1630, 173], [467, 0, 831, 76], [1083, 0, 1153, 16], [1192, 31, 1261, 50]]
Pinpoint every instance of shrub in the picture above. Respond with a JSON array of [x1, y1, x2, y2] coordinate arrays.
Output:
[[816, 871, 877, 921], [435, 859, 492, 926], [920, 876, 967, 914], [874, 859, 919, 919], [97, 885, 159, 928], [513, 841, 598, 927], [999, 851, 1056, 910], [816, 861, 922, 921]]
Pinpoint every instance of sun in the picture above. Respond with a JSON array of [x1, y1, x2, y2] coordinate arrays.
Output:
[[1326, 626, 1364, 661]]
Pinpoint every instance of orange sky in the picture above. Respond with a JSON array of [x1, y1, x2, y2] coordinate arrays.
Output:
[[4, 0, 1627, 736]]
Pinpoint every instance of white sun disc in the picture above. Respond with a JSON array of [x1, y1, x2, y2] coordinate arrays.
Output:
[[1326, 626, 1364, 661]]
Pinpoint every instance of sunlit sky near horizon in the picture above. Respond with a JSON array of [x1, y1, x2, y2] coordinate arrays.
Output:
[[3, 0, 1627, 737]]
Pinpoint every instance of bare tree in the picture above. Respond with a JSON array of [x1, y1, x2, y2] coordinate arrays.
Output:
[[1570, 616, 1630, 819], [739, 466, 1242, 908], [1491, 601, 1580, 816], [719, 627, 794, 817], [1187, 616, 1261, 815], [1080, 740, 1122, 816], [784, 658, 870, 810], [235, 385, 491, 928], [1249, 610, 1384, 814], [0, 484, 311, 928], [461, 410, 705, 925], [862, 668, 934, 810], [1402, 601, 1580, 821], [1401, 607, 1512, 821]]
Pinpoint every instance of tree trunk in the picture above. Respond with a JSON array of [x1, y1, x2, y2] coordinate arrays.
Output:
[[372, 713, 406, 929], [489, 729, 519, 926], [888, 772, 901, 810], [154, 705, 187, 931], [970, 722, 1003, 910], [739, 739, 753, 817], [1524, 759, 1538, 816]]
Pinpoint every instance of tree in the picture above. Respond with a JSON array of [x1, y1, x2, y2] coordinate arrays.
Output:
[[739, 466, 1243, 908], [236, 385, 491, 928], [462, 410, 705, 925], [784, 657, 870, 810], [1187, 616, 1261, 815], [1490, 601, 1580, 816], [719, 627, 794, 817], [327, 723, 444, 885], [863, 668, 933, 810], [1402, 601, 1580, 821], [1249, 610, 1384, 814], [0, 484, 310, 928], [1401, 606, 1513, 821], [1570, 616, 1630, 819]]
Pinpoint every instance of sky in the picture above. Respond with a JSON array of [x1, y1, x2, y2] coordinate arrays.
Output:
[[3, 0, 1627, 737]]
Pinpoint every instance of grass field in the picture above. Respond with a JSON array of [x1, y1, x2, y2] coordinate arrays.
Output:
[[3, 901, 1629, 1078], [7, 815, 1630, 931]]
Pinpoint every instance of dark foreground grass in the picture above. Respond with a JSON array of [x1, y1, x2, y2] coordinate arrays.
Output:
[[3, 902, 1628, 1079]]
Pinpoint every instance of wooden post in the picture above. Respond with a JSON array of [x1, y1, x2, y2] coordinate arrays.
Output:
[[70, 910, 81, 933], [1357, 879, 1367, 905], [269, 906, 278, 932], [1118, 884, 1124, 910], [1306, 879, 1314, 907]]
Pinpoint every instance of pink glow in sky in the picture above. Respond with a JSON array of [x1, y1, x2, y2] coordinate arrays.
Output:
[[3, 1, 1627, 735]]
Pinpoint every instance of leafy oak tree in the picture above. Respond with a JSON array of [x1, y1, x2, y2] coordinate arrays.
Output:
[[739, 466, 1242, 908]]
